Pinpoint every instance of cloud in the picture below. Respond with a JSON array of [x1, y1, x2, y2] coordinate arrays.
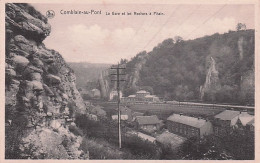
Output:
[[43, 17, 237, 63]]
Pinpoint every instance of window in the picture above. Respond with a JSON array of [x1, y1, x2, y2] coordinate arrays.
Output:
[[191, 128, 195, 135]]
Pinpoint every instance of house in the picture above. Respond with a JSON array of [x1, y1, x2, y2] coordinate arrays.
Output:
[[111, 106, 132, 121], [135, 115, 160, 132], [112, 115, 128, 121], [246, 119, 254, 132], [121, 95, 136, 103], [136, 90, 150, 98], [213, 110, 240, 136], [132, 112, 144, 121], [144, 95, 160, 102], [137, 132, 156, 143], [89, 105, 106, 117], [109, 90, 122, 100], [156, 131, 185, 149], [166, 114, 213, 138], [121, 90, 160, 103], [235, 112, 254, 134]]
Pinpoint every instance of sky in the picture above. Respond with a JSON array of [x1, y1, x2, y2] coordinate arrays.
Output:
[[32, 3, 255, 64]]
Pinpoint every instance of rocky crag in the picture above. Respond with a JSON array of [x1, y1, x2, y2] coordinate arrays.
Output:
[[98, 51, 148, 98], [5, 3, 88, 159], [200, 57, 220, 100]]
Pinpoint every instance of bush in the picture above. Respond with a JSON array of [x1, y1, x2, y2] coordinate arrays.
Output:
[[80, 137, 128, 159], [68, 125, 84, 136], [122, 135, 160, 159]]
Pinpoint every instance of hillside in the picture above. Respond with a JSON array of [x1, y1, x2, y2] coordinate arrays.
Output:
[[99, 30, 255, 105], [68, 62, 111, 89]]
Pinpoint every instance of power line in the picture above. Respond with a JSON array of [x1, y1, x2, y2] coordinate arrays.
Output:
[[142, 5, 182, 50], [123, 5, 167, 59], [184, 4, 227, 39], [170, 5, 201, 37]]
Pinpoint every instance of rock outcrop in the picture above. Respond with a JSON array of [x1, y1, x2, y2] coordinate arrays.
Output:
[[98, 69, 111, 99], [200, 57, 220, 100], [5, 3, 88, 159], [97, 52, 148, 98], [126, 52, 148, 89]]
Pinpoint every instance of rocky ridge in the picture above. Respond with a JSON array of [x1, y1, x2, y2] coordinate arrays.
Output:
[[5, 3, 88, 159]]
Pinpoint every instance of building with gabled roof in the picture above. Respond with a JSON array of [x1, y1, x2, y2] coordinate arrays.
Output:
[[237, 112, 254, 126], [132, 112, 144, 121], [135, 115, 160, 132], [235, 112, 254, 134], [213, 110, 240, 136], [109, 90, 122, 100], [111, 106, 132, 121], [121, 90, 160, 103], [166, 114, 213, 138], [89, 105, 106, 117], [156, 131, 186, 149], [247, 119, 254, 132]]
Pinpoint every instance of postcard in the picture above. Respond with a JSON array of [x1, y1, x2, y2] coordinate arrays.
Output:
[[1, 0, 259, 162]]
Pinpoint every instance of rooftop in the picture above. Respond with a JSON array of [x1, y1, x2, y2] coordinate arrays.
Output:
[[136, 90, 149, 94], [128, 95, 136, 97], [238, 112, 254, 126], [167, 114, 208, 128], [156, 131, 185, 148], [138, 132, 156, 142], [214, 110, 240, 120], [247, 119, 254, 126], [144, 95, 156, 98], [132, 112, 144, 117], [136, 115, 160, 125]]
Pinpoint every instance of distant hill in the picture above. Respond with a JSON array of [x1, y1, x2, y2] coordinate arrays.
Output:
[[68, 62, 111, 89], [98, 30, 254, 105]]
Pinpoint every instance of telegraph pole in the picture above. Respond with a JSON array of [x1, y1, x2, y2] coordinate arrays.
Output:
[[111, 63, 125, 149]]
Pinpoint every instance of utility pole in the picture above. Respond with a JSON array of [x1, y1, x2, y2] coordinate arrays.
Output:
[[111, 63, 125, 149]]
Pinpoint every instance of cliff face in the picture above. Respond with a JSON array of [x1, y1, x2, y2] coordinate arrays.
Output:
[[97, 52, 148, 98], [5, 3, 87, 159], [98, 69, 111, 99], [200, 57, 220, 100], [126, 52, 148, 89]]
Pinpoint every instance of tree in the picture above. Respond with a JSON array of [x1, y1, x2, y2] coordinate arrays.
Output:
[[236, 23, 246, 31], [174, 36, 184, 43], [120, 58, 128, 64], [123, 87, 138, 97], [141, 86, 154, 94]]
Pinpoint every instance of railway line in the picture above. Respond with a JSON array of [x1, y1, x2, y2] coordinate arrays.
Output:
[[106, 101, 255, 111]]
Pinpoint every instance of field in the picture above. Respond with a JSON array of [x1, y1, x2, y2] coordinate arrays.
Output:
[[94, 101, 226, 120]]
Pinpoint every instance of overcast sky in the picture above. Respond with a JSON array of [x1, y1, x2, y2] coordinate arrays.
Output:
[[33, 3, 254, 64]]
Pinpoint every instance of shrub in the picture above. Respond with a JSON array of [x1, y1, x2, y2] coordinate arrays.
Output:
[[68, 125, 84, 136]]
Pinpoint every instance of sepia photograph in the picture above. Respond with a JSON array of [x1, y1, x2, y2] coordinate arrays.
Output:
[[3, 0, 258, 161]]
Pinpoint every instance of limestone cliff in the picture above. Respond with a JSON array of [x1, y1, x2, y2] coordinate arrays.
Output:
[[200, 57, 220, 100], [126, 52, 148, 89], [5, 3, 88, 159], [98, 69, 111, 99], [97, 52, 148, 98]]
